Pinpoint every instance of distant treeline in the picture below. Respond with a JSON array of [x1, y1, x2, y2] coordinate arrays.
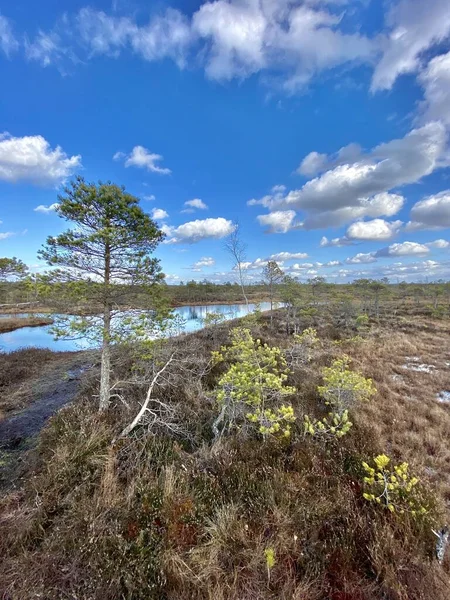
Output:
[[167, 278, 450, 307], [0, 277, 449, 312]]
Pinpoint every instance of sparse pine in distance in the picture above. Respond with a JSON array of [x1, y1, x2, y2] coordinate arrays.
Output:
[[308, 275, 326, 306], [203, 311, 227, 328], [0, 257, 29, 304], [39, 176, 165, 411], [262, 260, 284, 326], [370, 279, 388, 318], [281, 275, 304, 334]]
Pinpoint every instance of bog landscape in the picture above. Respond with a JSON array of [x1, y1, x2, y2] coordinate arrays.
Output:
[[0, 183, 449, 599], [1, 1, 450, 598]]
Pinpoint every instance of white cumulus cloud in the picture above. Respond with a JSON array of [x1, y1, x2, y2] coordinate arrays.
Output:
[[298, 143, 363, 178], [163, 217, 235, 244], [320, 218, 402, 247], [406, 191, 450, 230], [426, 239, 449, 249], [371, 0, 450, 92], [0, 133, 81, 186], [346, 218, 403, 241], [114, 146, 171, 175], [257, 210, 300, 233], [251, 123, 444, 232], [182, 198, 208, 213], [324, 260, 341, 267], [240, 258, 272, 271], [151, 208, 169, 220], [279, 124, 445, 214], [192, 256, 215, 269], [346, 252, 377, 265], [297, 151, 328, 176], [418, 51, 450, 127], [34, 203, 60, 214], [376, 241, 430, 257], [320, 236, 355, 248], [192, 0, 266, 81]]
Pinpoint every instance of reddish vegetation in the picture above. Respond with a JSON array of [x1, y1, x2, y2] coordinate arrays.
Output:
[[0, 306, 449, 599]]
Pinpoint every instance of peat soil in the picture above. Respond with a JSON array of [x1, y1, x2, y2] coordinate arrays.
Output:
[[0, 353, 95, 490]]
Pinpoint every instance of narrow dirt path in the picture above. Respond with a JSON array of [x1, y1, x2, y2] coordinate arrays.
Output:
[[0, 354, 95, 489], [0, 365, 85, 450]]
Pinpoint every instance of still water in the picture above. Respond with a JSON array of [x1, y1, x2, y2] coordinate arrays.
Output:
[[0, 303, 276, 352]]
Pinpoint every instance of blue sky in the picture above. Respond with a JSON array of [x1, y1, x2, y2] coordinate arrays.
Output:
[[0, 0, 449, 284]]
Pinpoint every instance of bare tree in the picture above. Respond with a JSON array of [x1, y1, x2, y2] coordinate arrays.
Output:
[[225, 224, 249, 308]]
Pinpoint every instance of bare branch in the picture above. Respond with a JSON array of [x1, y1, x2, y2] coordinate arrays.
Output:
[[118, 354, 175, 438]]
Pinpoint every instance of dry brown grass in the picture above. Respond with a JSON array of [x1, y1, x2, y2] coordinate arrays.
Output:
[[343, 316, 450, 507], [0, 307, 449, 599], [0, 316, 53, 334]]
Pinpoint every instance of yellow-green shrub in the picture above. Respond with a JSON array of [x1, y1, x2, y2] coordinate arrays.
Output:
[[304, 409, 352, 438], [212, 328, 296, 438], [248, 404, 296, 438], [362, 454, 428, 517], [318, 355, 376, 412], [304, 355, 375, 440], [287, 327, 319, 365], [355, 314, 369, 330]]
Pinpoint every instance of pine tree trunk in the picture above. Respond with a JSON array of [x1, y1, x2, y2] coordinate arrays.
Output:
[[99, 304, 111, 411], [99, 242, 111, 411], [270, 281, 273, 326]]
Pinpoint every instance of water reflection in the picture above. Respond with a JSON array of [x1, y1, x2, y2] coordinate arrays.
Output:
[[0, 302, 276, 352]]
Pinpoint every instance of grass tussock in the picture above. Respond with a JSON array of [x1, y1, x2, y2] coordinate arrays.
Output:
[[0, 307, 450, 599]]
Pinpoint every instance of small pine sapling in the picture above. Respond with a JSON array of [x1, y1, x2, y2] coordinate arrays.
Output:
[[362, 454, 428, 518], [305, 355, 375, 439], [211, 327, 296, 440]]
